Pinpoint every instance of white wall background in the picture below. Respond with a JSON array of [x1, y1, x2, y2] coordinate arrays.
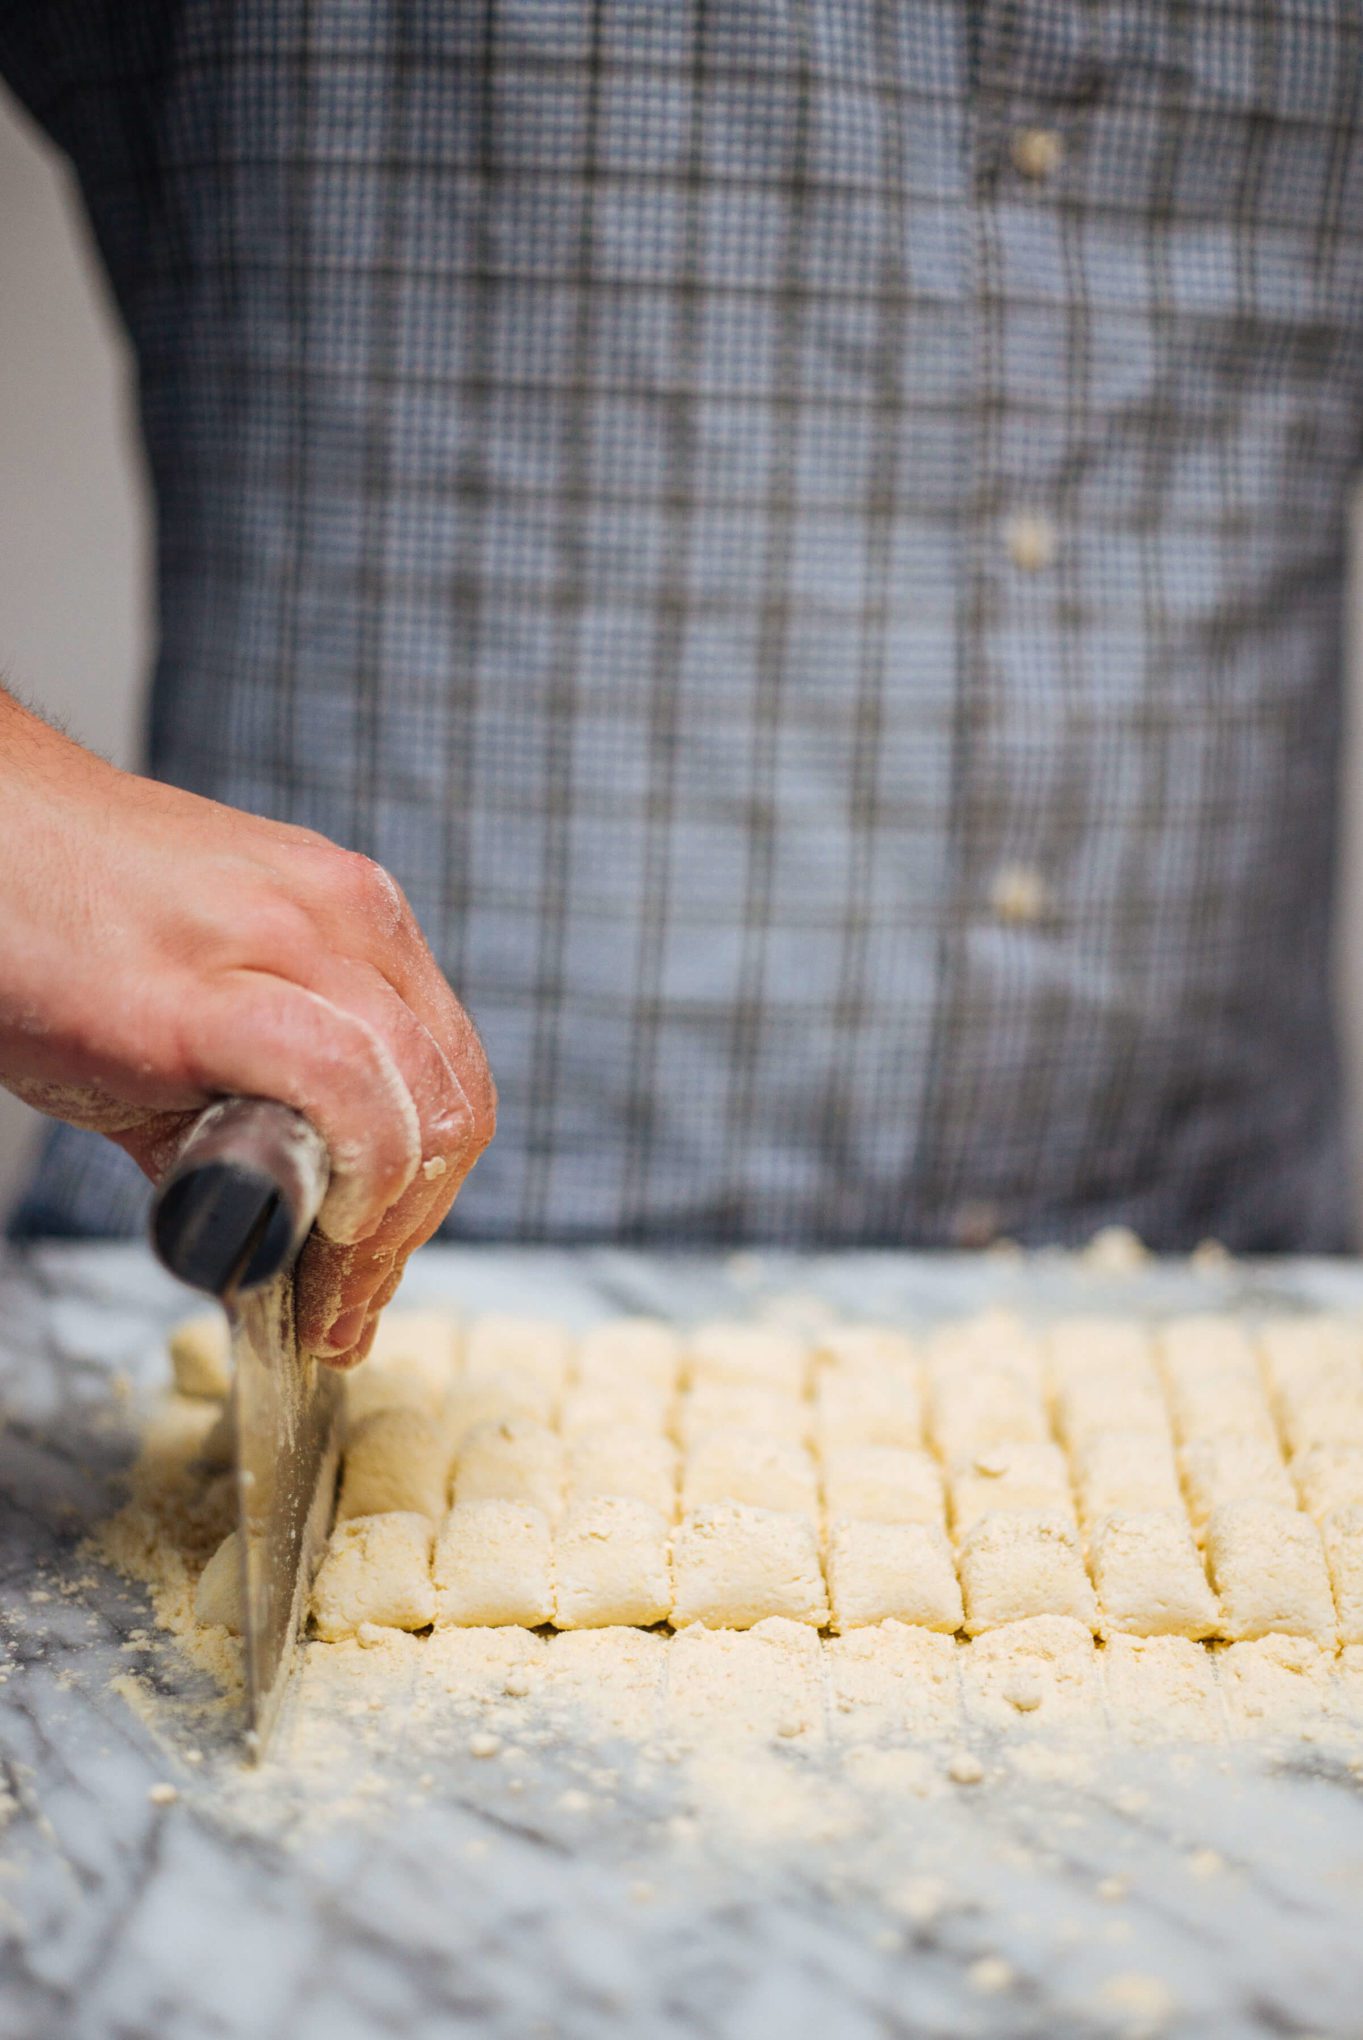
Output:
[[4, 83, 1363, 1243]]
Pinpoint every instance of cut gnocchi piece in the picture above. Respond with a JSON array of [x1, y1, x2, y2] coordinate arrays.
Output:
[[564, 1426, 677, 1518], [821, 1445, 945, 1529], [957, 1511, 1097, 1635], [682, 1430, 818, 1519], [1293, 1444, 1363, 1521], [826, 1621, 962, 1743], [1205, 1500, 1337, 1644], [432, 1499, 553, 1627], [927, 1365, 1049, 1464], [1052, 1368, 1169, 1456], [1218, 1635, 1347, 1738], [814, 1325, 920, 1380], [676, 1380, 809, 1449], [574, 1318, 681, 1397], [1074, 1430, 1183, 1527], [540, 1628, 667, 1741], [684, 1321, 811, 1397], [553, 1497, 671, 1629], [1178, 1432, 1294, 1532], [666, 1618, 825, 1747], [337, 1406, 454, 1524], [346, 1309, 461, 1424], [670, 1503, 828, 1629], [452, 1417, 564, 1520], [948, 1442, 1074, 1538], [464, 1313, 574, 1403], [1089, 1511, 1218, 1639], [825, 1518, 963, 1633], [311, 1512, 435, 1639], [558, 1384, 671, 1436], [446, 1366, 555, 1444], [929, 1311, 1043, 1389], [814, 1370, 923, 1451]]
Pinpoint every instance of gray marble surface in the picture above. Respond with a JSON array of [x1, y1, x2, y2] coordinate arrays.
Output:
[[4, 1242, 1363, 2039]]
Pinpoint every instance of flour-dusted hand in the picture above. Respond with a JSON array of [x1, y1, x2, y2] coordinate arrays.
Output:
[[0, 689, 495, 1363]]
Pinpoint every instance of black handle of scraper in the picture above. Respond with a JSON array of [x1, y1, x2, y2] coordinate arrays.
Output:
[[149, 1098, 331, 1301]]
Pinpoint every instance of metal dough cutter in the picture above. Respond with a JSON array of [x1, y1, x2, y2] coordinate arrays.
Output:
[[149, 1098, 341, 1760]]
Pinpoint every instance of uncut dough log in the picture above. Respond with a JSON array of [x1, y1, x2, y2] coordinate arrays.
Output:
[[539, 1628, 668, 1741], [1099, 1634, 1226, 1744], [670, 1503, 828, 1629], [432, 1500, 553, 1626], [685, 1321, 810, 1397], [553, 1497, 671, 1628], [825, 1519, 963, 1633], [958, 1512, 1097, 1635], [960, 1615, 1100, 1733], [574, 1318, 681, 1398], [821, 1446, 945, 1529], [683, 1431, 818, 1520], [345, 1310, 461, 1424], [1090, 1511, 1218, 1639], [814, 1370, 923, 1451], [565, 1427, 677, 1518], [666, 1617, 825, 1748], [1205, 1500, 1337, 1643], [948, 1443, 1074, 1537], [464, 1313, 574, 1404], [826, 1622, 962, 1743], [1218, 1635, 1347, 1738], [1179, 1433, 1294, 1532], [311, 1512, 435, 1639], [337, 1407, 454, 1524], [194, 1530, 244, 1632], [1322, 1506, 1363, 1644], [453, 1418, 564, 1520], [169, 1312, 230, 1400]]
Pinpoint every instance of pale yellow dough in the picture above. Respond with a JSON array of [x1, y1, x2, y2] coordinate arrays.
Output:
[[432, 1499, 553, 1626], [169, 1311, 230, 1400], [821, 1444, 945, 1529], [564, 1426, 677, 1517], [574, 1317, 681, 1397], [1321, 1505, 1363, 1645], [948, 1442, 1073, 1537], [667, 1617, 824, 1747], [826, 1621, 961, 1742], [959, 1615, 1099, 1731], [311, 1512, 435, 1639], [684, 1321, 811, 1397], [1178, 1431, 1294, 1531], [676, 1381, 809, 1449], [927, 1365, 1049, 1464], [345, 1309, 460, 1424], [958, 1511, 1097, 1635], [337, 1407, 453, 1524], [825, 1518, 963, 1633], [1089, 1511, 1218, 1639], [1292, 1444, 1363, 1520], [670, 1503, 828, 1629], [1205, 1500, 1337, 1643], [463, 1313, 574, 1403], [814, 1370, 923, 1451], [1099, 1633, 1226, 1743], [194, 1529, 244, 1632], [813, 1324, 919, 1380], [558, 1384, 671, 1436], [553, 1496, 671, 1628], [1073, 1430, 1183, 1526], [452, 1417, 564, 1520], [683, 1430, 818, 1519]]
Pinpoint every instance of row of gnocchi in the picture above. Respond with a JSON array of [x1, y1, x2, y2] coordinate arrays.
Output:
[[171, 1303, 1363, 1646]]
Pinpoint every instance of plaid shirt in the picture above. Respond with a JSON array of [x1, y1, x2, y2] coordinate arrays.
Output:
[[3, 1, 1358, 1251]]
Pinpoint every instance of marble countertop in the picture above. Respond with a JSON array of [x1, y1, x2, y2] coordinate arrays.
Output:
[[4, 1241, 1363, 2039]]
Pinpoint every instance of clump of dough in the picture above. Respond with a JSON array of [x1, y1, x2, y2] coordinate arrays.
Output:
[[958, 1511, 1097, 1635], [311, 1513, 435, 1639], [1090, 1511, 1218, 1639], [1205, 1500, 1337, 1644], [553, 1497, 671, 1628], [169, 1312, 230, 1399], [193, 1530, 244, 1632], [825, 1519, 963, 1633], [432, 1499, 553, 1627], [337, 1406, 454, 1524], [670, 1503, 828, 1629]]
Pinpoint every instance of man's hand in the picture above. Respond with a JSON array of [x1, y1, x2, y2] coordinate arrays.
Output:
[[0, 689, 495, 1364]]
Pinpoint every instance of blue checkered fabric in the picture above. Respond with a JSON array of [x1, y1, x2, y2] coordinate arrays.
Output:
[[3, 1, 1359, 1251]]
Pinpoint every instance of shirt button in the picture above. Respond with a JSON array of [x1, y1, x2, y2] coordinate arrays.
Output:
[[1005, 512, 1056, 572], [1012, 126, 1065, 180], [989, 863, 1050, 925]]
